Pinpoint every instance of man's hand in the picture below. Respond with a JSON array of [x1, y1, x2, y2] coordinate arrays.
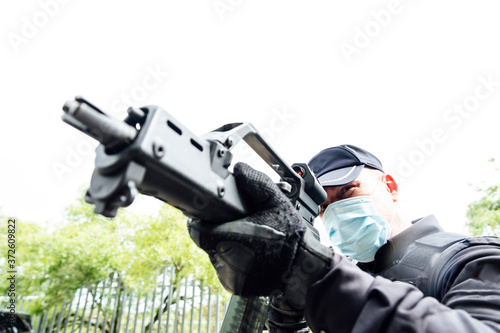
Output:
[[188, 162, 334, 309]]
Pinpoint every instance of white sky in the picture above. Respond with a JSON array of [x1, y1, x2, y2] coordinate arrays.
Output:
[[1, 0, 500, 237]]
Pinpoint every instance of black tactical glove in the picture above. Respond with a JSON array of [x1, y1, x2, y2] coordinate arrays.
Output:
[[188, 162, 334, 309]]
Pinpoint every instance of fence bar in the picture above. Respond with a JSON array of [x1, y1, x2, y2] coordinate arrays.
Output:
[[215, 288, 221, 332], [55, 297, 68, 333], [107, 275, 118, 332], [132, 291, 141, 333], [207, 287, 211, 333], [116, 287, 127, 333], [69, 286, 84, 333], [32, 313, 39, 332], [173, 281, 182, 333], [19, 298, 26, 313], [124, 292, 133, 333], [85, 287, 96, 333], [93, 278, 107, 333], [181, 277, 188, 333], [157, 267, 167, 333], [37, 311, 48, 333], [62, 294, 76, 333], [189, 281, 195, 333], [110, 276, 121, 333], [77, 288, 90, 333], [47, 303, 59, 333], [100, 275, 115, 333], [165, 267, 175, 333], [140, 292, 148, 333], [197, 282, 203, 333], [149, 277, 158, 332]]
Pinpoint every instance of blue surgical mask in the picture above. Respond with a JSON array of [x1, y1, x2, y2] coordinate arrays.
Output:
[[322, 196, 391, 262]]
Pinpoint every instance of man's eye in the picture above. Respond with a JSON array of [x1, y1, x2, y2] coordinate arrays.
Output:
[[341, 186, 355, 197], [342, 186, 354, 193]]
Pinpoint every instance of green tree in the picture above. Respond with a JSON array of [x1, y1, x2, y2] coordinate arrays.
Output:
[[466, 159, 500, 236], [466, 184, 500, 236], [0, 195, 225, 332]]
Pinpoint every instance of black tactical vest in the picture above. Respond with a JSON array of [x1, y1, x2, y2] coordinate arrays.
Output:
[[379, 231, 466, 300], [378, 231, 500, 301]]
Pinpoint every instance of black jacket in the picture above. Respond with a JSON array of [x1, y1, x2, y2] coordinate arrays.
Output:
[[305, 215, 500, 332]]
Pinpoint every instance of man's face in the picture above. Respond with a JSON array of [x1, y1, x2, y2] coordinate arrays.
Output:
[[319, 168, 397, 227]]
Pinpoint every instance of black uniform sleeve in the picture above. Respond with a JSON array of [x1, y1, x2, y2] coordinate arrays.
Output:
[[304, 247, 500, 333]]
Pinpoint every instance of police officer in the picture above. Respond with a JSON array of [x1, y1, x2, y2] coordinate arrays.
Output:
[[189, 144, 500, 332]]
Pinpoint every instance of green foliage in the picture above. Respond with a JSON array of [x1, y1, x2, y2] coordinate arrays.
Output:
[[466, 184, 500, 236], [466, 158, 500, 236], [0, 217, 50, 312], [0, 195, 223, 315], [114, 202, 221, 289]]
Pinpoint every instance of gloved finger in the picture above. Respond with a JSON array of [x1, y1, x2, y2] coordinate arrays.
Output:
[[233, 162, 294, 212], [188, 218, 286, 248]]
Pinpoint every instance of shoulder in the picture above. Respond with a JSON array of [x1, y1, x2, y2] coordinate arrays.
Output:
[[422, 235, 500, 299]]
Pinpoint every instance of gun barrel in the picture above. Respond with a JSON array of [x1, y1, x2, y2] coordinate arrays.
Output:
[[63, 100, 138, 148]]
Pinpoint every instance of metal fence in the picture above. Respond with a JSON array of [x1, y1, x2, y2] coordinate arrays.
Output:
[[8, 266, 229, 333]]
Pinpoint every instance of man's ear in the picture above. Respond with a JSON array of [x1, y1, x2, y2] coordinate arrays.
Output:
[[384, 174, 399, 202]]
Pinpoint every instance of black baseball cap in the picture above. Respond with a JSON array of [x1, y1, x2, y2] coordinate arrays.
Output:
[[308, 145, 384, 187]]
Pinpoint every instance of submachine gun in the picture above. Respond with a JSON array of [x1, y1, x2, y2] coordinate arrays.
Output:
[[61, 96, 326, 332]]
